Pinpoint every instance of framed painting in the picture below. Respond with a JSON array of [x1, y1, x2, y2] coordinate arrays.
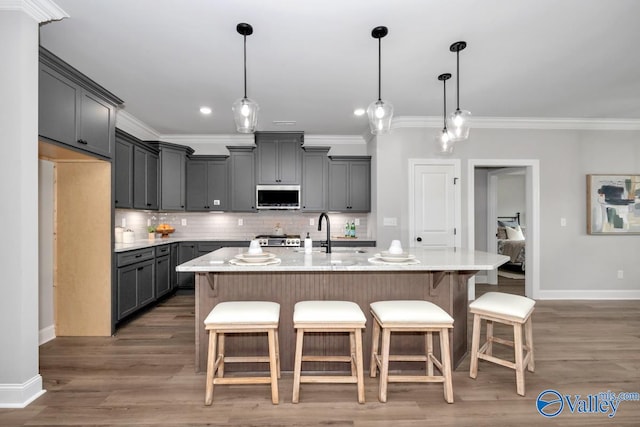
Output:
[[587, 174, 640, 234]]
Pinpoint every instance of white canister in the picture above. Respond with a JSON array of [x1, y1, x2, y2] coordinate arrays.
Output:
[[122, 230, 135, 244], [114, 226, 124, 243], [304, 233, 313, 254]]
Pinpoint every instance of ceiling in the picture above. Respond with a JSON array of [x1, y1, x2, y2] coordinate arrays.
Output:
[[39, 0, 640, 137]]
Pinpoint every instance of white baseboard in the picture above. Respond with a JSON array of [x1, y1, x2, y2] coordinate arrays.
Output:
[[0, 375, 46, 408], [537, 289, 640, 300], [39, 325, 56, 345]]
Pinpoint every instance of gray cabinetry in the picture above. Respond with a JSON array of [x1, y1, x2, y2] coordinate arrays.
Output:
[[328, 156, 371, 212], [301, 146, 330, 212], [256, 132, 303, 184], [228, 146, 256, 212], [150, 143, 194, 211], [170, 243, 179, 291], [116, 247, 156, 321], [155, 245, 171, 298], [39, 47, 122, 159], [177, 242, 197, 289], [114, 136, 134, 208], [133, 146, 159, 210], [186, 156, 229, 211]]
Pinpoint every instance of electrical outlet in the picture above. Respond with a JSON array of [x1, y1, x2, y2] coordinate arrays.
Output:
[[383, 217, 397, 226], [238, 218, 243, 226], [309, 218, 314, 226], [213, 200, 220, 206], [121, 217, 126, 227], [181, 218, 187, 226], [560, 217, 567, 227], [147, 218, 151, 226], [355, 218, 360, 226], [617, 270, 624, 279]]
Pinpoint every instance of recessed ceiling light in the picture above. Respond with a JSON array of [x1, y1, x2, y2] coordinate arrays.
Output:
[[353, 108, 366, 116], [200, 106, 212, 115]]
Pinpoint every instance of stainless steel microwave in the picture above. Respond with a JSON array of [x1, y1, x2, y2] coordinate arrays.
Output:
[[256, 184, 301, 210]]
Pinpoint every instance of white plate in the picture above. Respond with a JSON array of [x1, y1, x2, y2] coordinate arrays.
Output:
[[375, 252, 416, 262], [229, 258, 281, 266], [235, 252, 276, 263], [368, 257, 420, 265]]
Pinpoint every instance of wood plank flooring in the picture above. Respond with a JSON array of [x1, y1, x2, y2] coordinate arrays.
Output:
[[2, 287, 640, 426]]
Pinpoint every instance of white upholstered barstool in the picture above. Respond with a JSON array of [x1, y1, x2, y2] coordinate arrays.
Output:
[[369, 300, 454, 403], [469, 292, 535, 396], [203, 301, 280, 405], [292, 300, 367, 404]]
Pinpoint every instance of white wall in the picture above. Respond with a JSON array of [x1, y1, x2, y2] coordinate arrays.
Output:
[[38, 160, 55, 344], [375, 125, 640, 294], [498, 170, 526, 225]]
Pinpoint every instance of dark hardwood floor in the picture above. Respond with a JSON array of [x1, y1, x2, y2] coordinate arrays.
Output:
[[2, 286, 640, 426]]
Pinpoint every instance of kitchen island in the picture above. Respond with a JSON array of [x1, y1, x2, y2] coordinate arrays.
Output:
[[177, 247, 509, 373]]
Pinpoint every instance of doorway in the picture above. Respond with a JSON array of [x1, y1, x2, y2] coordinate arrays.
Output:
[[467, 159, 540, 300]]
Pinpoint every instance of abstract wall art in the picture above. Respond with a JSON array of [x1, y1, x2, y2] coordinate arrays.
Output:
[[587, 174, 640, 234]]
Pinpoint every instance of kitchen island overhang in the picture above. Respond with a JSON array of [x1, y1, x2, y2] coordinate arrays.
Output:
[[177, 247, 509, 373]]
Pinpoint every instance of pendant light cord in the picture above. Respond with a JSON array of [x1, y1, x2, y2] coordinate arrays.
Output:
[[455, 50, 460, 110], [443, 78, 447, 128], [243, 35, 248, 99], [377, 37, 382, 102]]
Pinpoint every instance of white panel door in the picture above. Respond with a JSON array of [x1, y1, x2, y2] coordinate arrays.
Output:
[[413, 164, 457, 247]]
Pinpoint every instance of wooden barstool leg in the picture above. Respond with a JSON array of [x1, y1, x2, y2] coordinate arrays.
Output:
[[267, 328, 279, 404], [486, 320, 494, 356], [378, 328, 391, 403], [354, 328, 365, 404], [350, 331, 357, 376], [425, 331, 434, 376], [470, 314, 481, 379], [370, 318, 381, 378], [514, 323, 525, 396], [217, 333, 225, 378], [275, 329, 281, 378], [205, 330, 217, 406], [292, 328, 304, 404], [525, 317, 535, 372], [440, 328, 454, 403]]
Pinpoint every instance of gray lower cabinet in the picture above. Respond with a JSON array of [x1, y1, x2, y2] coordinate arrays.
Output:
[[133, 146, 159, 210], [39, 48, 122, 159], [186, 157, 229, 211], [170, 243, 179, 290], [198, 242, 223, 256], [114, 137, 134, 208], [116, 247, 156, 321], [302, 146, 330, 211], [228, 146, 256, 212], [328, 156, 371, 212], [177, 242, 197, 289], [155, 253, 171, 299]]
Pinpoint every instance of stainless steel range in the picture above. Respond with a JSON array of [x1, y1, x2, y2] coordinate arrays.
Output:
[[255, 234, 301, 247]]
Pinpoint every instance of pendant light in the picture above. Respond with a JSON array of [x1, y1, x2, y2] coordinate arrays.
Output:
[[436, 73, 454, 154], [447, 41, 471, 141], [367, 26, 393, 134], [232, 23, 259, 133]]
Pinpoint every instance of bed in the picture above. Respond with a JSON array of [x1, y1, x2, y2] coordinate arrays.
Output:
[[496, 213, 525, 271]]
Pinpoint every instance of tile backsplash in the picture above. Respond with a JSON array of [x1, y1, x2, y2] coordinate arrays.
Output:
[[115, 209, 371, 241]]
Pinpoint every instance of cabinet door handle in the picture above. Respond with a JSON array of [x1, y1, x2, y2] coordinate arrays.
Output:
[[146, 203, 151, 207], [135, 254, 143, 258], [77, 139, 88, 145], [137, 266, 144, 271]]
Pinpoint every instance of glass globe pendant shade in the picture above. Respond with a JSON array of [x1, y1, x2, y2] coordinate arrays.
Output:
[[232, 97, 259, 133], [435, 127, 454, 154], [367, 99, 393, 134], [447, 108, 471, 141]]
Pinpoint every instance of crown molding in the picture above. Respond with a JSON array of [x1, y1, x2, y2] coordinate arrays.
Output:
[[115, 111, 160, 141], [391, 116, 640, 131], [159, 134, 254, 146], [0, 0, 68, 22], [304, 135, 367, 145]]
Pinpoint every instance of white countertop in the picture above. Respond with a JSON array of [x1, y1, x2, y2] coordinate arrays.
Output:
[[176, 247, 509, 273]]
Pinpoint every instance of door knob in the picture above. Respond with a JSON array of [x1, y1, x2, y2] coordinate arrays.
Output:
[[416, 237, 422, 242]]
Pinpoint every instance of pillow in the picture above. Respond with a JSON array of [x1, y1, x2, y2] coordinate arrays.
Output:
[[505, 225, 525, 241], [496, 227, 508, 239]]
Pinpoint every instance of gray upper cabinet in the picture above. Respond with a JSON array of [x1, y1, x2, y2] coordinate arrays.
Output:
[[114, 135, 134, 208], [149, 142, 194, 211], [228, 146, 256, 212], [133, 146, 159, 210], [301, 146, 330, 212], [256, 132, 303, 184], [186, 156, 229, 211], [39, 47, 122, 159], [328, 156, 371, 212]]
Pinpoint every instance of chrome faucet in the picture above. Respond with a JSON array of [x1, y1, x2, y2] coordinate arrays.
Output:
[[318, 212, 331, 253]]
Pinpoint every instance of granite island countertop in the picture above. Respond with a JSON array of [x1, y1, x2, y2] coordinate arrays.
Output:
[[176, 246, 509, 273]]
